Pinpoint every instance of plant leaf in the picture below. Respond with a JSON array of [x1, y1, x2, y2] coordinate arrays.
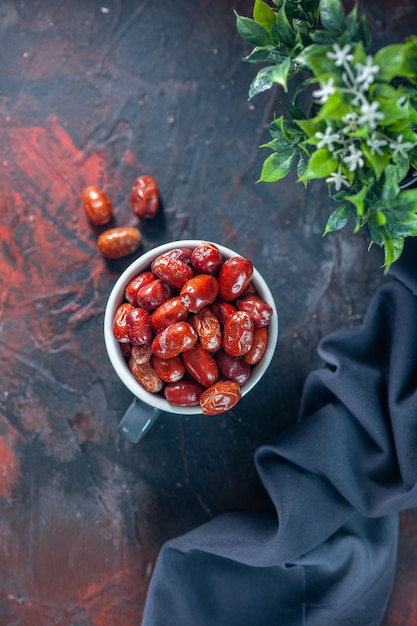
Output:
[[295, 117, 322, 138], [275, 4, 296, 49], [383, 236, 404, 269], [258, 149, 297, 182], [372, 84, 413, 128], [319, 0, 346, 32], [285, 4, 309, 21], [243, 46, 288, 64], [253, 0, 276, 31], [316, 89, 351, 120], [268, 115, 304, 143], [260, 136, 292, 151], [310, 29, 342, 44], [374, 41, 417, 83], [381, 162, 410, 202], [235, 12, 271, 46], [345, 185, 368, 217], [248, 58, 292, 97], [392, 187, 417, 212], [297, 151, 310, 180], [361, 143, 390, 180], [296, 43, 337, 76], [281, 102, 306, 120], [323, 203, 350, 235], [304, 0, 321, 14], [367, 218, 384, 247], [344, 3, 371, 47], [298, 148, 338, 181]]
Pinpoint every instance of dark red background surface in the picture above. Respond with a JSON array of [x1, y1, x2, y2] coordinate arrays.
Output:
[[1, 1, 417, 624]]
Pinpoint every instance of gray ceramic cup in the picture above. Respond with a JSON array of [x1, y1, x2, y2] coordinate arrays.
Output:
[[104, 240, 278, 443]]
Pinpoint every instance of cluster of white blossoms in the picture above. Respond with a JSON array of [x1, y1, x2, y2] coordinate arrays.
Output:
[[311, 43, 414, 191]]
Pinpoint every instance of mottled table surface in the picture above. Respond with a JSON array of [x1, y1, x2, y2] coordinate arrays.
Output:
[[1, 0, 416, 624]]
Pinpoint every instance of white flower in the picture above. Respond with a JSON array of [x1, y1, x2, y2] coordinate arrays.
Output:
[[342, 112, 360, 134], [326, 166, 350, 191], [327, 43, 354, 67], [343, 144, 365, 171], [355, 56, 380, 90], [315, 126, 342, 151], [366, 133, 387, 156], [312, 77, 336, 104], [389, 134, 414, 159], [358, 100, 384, 130]]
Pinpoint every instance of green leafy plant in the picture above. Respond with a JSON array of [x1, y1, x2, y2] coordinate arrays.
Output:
[[235, 0, 417, 268]]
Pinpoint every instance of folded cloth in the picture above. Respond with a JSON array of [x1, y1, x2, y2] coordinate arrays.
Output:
[[142, 239, 417, 626]]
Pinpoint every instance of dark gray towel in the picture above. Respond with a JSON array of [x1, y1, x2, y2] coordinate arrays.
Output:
[[142, 240, 417, 625]]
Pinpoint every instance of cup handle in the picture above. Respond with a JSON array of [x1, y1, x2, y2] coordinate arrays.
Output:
[[118, 398, 161, 444]]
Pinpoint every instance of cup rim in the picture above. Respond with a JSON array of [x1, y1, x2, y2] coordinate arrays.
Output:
[[104, 239, 278, 415]]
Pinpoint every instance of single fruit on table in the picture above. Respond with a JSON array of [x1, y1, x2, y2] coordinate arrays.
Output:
[[131, 175, 159, 219], [83, 185, 113, 225], [98, 227, 141, 259]]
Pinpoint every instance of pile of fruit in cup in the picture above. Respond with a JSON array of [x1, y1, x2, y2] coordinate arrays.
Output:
[[112, 242, 273, 415]]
